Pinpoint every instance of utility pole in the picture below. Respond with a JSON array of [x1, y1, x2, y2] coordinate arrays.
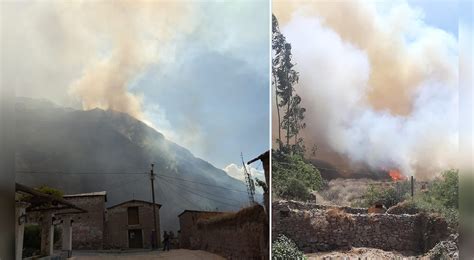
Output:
[[150, 164, 158, 249]]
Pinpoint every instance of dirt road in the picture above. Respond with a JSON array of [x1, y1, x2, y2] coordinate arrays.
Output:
[[70, 249, 225, 260]]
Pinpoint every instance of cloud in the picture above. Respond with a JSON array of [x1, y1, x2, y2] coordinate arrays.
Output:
[[223, 163, 265, 186]]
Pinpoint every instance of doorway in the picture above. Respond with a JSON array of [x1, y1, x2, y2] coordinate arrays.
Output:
[[128, 229, 143, 248]]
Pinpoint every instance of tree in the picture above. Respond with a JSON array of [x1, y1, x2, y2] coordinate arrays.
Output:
[[272, 14, 302, 153]]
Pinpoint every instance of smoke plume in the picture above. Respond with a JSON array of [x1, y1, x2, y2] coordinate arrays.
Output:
[[5, 1, 195, 122], [274, 1, 458, 178], [66, 1, 195, 122]]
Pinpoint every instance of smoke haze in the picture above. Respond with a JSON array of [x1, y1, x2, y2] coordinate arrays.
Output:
[[3, 1, 194, 122], [273, 1, 458, 178]]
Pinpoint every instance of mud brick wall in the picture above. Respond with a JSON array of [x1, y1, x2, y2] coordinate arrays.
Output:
[[193, 205, 269, 259], [179, 211, 226, 249], [272, 200, 448, 254], [104, 201, 161, 249], [63, 195, 106, 249]]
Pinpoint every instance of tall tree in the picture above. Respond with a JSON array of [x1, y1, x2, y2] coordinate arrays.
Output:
[[272, 14, 300, 152]]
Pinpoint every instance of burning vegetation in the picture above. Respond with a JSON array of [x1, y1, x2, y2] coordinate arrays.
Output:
[[388, 169, 406, 181]]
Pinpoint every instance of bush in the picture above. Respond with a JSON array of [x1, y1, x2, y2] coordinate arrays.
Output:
[[414, 169, 459, 226], [356, 169, 459, 227], [272, 234, 306, 260], [278, 178, 312, 201], [272, 151, 323, 201], [36, 185, 64, 198], [353, 181, 410, 208]]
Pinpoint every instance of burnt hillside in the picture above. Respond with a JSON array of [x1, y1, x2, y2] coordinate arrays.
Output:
[[15, 97, 253, 231]]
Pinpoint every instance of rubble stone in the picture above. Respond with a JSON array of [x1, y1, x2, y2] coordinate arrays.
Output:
[[272, 200, 449, 254]]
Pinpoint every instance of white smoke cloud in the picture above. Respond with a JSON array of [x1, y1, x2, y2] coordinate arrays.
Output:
[[223, 163, 265, 185], [278, 2, 458, 177]]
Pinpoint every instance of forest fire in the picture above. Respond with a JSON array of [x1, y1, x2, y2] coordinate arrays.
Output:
[[389, 169, 406, 181]]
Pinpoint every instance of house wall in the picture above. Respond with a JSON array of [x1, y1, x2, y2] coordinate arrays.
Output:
[[63, 195, 106, 249], [104, 201, 160, 249]]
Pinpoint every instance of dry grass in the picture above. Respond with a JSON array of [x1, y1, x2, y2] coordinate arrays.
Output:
[[325, 207, 354, 223], [197, 204, 266, 227]]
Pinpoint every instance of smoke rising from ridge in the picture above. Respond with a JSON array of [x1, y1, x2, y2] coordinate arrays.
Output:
[[274, 1, 458, 177], [4, 1, 195, 123], [66, 1, 195, 122]]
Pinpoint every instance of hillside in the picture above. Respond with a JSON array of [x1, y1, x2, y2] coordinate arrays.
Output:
[[14, 97, 253, 231]]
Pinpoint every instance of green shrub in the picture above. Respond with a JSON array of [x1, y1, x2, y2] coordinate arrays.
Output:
[[278, 178, 312, 201], [36, 185, 64, 198], [272, 234, 306, 260], [353, 181, 410, 208], [356, 169, 459, 227], [272, 151, 323, 201], [414, 169, 459, 226]]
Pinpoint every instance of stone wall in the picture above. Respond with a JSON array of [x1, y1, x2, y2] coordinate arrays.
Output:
[[272, 200, 448, 254], [63, 195, 106, 249], [191, 205, 269, 259]]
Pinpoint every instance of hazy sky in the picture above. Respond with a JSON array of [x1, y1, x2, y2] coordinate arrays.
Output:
[[134, 2, 270, 169], [2, 1, 269, 175]]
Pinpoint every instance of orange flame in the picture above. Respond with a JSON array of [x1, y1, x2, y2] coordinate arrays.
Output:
[[389, 169, 406, 181]]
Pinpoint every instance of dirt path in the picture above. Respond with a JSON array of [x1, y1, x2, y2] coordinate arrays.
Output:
[[70, 249, 225, 260]]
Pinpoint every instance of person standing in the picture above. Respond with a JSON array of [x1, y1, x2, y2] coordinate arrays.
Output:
[[163, 231, 170, 251]]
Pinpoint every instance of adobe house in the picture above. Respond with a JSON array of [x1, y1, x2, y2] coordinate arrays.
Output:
[[178, 210, 226, 249], [63, 191, 107, 250], [105, 200, 162, 249]]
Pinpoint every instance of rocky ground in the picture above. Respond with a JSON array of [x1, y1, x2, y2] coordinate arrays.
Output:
[[305, 234, 459, 259], [306, 247, 417, 259]]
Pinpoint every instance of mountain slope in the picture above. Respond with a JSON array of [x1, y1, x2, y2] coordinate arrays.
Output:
[[15, 97, 252, 231]]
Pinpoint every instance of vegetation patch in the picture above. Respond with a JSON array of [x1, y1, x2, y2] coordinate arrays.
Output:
[[356, 169, 459, 227], [272, 234, 306, 260], [272, 152, 323, 201]]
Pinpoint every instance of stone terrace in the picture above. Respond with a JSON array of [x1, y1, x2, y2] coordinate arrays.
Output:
[[272, 200, 448, 254]]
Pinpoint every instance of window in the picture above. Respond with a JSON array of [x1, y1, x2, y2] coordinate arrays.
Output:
[[128, 207, 139, 225]]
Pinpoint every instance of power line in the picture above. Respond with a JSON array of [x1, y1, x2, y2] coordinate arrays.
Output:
[[17, 170, 249, 193], [163, 177, 245, 204], [159, 178, 199, 209], [106, 177, 144, 192], [17, 169, 249, 206], [157, 174, 248, 193], [161, 178, 242, 208]]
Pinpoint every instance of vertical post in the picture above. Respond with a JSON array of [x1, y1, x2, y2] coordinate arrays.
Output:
[[150, 164, 158, 249], [15, 202, 28, 260], [411, 176, 414, 198], [40, 212, 53, 256], [61, 216, 72, 257]]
